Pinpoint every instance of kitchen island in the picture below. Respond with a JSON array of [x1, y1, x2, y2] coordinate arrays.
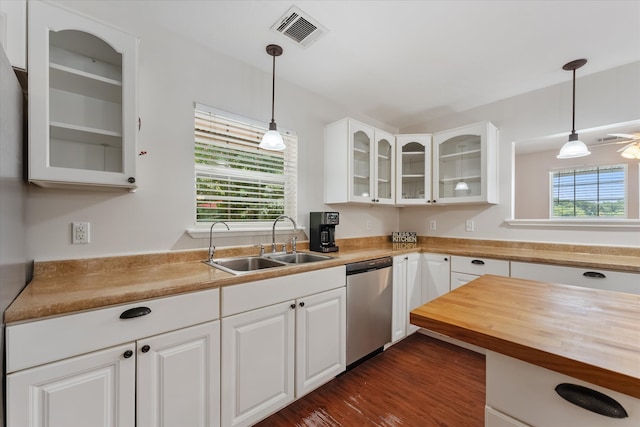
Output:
[[410, 274, 640, 426]]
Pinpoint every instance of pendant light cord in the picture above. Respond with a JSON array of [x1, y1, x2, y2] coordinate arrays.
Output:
[[270, 52, 276, 126], [571, 67, 576, 134]]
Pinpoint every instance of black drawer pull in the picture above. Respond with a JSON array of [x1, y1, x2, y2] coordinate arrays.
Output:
[[471, 259, 485, 265], [583, 271, 606, 279], [120, 306, 152, 319], [555, 383, 628, 418]]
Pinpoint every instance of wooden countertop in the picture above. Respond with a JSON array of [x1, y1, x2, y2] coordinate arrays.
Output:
[[5, 237, 639, 324], [410, 274, 640, 399]]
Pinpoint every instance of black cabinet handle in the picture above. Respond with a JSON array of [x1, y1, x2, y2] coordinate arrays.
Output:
[[120, 306, 151, 319], [290, 303, 296, 310], [141, 345, 151, 353], [471, 259, 485, 265], [123, 350, 133, 359], [299, 302, 305, 307], [583, 271, 606, 278], [555, 383, 628, 418], [128, 177, 136, 183], [444, 257, 448, 261]]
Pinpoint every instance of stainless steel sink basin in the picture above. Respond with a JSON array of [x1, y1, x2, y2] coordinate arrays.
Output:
[[203, 256, 287, 275], [264, 252, 333, 264]]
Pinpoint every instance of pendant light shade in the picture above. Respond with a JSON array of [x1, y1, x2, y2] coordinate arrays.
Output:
[[455, 181, 469, 191], [621, 143, 640, 159], [259, 44, 286, 151], [557, 59, 590, 159]]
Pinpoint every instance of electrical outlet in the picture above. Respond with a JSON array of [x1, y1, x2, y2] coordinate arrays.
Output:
[[72, 222, 90, 244], [366, 220, 372, 230], [429, 220, 437, 231], [465, 220, 474, 232]]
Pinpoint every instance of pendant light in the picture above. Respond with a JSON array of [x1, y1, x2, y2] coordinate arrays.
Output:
[[557, 59, 591, 159], [259, 44, 286, 151], [455, 145, 469, 191]]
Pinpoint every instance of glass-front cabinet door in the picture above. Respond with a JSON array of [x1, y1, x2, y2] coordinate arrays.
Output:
[[432, 122, 498, 204], [396, 135, 432, 205], [349, 121, 374, 203], [28, 1, 138, 189], [374, 130, 395, 204]]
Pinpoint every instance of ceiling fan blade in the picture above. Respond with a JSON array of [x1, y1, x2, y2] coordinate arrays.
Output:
[[609, 133, 639, 139], [617, 142, 637, 152]]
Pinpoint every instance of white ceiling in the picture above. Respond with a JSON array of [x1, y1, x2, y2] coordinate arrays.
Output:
[[62, 0, 640, 130]]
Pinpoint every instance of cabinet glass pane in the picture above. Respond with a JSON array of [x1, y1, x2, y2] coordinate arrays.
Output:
[[438, 134, 481, 198], [401, 141, 425, 199], [352, 130, 371, 198], [377, 138, 392, 199], [48, 30, 124, 173]]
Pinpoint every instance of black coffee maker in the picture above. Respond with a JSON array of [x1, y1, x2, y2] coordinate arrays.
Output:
[[309, 212, 339, 253]]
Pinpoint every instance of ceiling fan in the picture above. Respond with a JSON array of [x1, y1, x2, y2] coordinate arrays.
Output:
[[608, 132, 640, 158]]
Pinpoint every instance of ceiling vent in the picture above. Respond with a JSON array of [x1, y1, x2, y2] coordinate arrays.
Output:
[[271, 6, 328, 48]]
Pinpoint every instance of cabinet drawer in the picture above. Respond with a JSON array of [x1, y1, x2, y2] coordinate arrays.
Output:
[[486, 351, 640, 427], [6, 289, 219, 373], [511, 262, 639, 294], [451, 255, 509, 276]]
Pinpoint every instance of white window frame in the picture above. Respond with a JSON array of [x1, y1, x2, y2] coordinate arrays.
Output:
[[549, 164, 627, 219], [188, 103, 298, 237]]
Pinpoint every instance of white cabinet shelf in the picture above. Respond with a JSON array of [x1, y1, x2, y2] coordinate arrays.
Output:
[[396, 134, 432, 204], [28, 1, 138, 190]]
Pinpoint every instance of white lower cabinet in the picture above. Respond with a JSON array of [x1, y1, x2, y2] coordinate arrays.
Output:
[[6, 289, 221, 427], [8, 321, 220, 427], [485, 406, 531, 427], [422, 253, 450, 302], [221, 301, 295, 427], [220, 267, 347, 427], [392, 253, 422, 343], [137, 321, 220, 427], [510, 261, 639, 295], [8, 343, 136, 427]]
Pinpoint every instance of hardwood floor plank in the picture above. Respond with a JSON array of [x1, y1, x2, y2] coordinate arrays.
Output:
[[256, 333, 486, 426]]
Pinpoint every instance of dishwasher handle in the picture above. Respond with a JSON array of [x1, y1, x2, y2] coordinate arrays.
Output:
[[346, 257, 393, 275]]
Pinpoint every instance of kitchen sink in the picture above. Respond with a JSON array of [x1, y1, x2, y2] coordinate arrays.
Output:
[[203, 256, 288, 275], [264, 252, 334, 264]]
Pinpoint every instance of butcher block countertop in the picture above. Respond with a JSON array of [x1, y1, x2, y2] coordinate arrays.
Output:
[[5, 236, 640, 324], [410, 274, 640, 399]]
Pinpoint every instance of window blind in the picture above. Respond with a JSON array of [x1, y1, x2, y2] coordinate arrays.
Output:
[[551, 164, 626, 217], [194, 104, 297, 224]]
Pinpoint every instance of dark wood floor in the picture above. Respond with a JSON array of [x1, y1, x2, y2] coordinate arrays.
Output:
[[255, 333, 486, 426]]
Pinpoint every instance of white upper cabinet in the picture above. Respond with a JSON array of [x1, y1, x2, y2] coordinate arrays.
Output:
[[0, 0, 26, 69], [396, 134, 432, 205], [432, 122, 498, 205], [28, 1, 138, 190], [325, 118, 395, 205]]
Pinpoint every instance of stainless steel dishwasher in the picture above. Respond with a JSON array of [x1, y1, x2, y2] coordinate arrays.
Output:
[[346, 257, 393, 367]]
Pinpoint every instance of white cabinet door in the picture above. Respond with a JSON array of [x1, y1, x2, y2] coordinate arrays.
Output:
[[451, 272, 478, 290], [28, 1, 138, 189], [406, 253, 423, 335], [7, 343, 136, 427], [374, 129, 395, 204], [221, 301, 295, 427], [486, 406, 531, 427], [396, 134, 432, 205], [296, 287, 346, 397], [432, 121, 498, 205], [0, 0, 26, 69], [422, 253, 451, 301], [137, 321, 220, 427], [392, 255, 408, 343]]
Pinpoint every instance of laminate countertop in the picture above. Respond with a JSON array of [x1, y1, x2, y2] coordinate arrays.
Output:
[[410, 274, 640, 399], [5, 237, 640, 324]]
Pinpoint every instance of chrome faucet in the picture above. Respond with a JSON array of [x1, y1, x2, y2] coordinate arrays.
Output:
[[271, 215, 297, 253], [208, 221, 230, 262]]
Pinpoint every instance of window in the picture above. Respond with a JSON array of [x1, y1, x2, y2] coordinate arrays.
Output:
[[194, 104, 297, 226], [551, 165, 626, 217]]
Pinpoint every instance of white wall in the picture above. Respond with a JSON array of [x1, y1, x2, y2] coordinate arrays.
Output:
[[26, 1, 400, 261], [400, 61, 640, 247]]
